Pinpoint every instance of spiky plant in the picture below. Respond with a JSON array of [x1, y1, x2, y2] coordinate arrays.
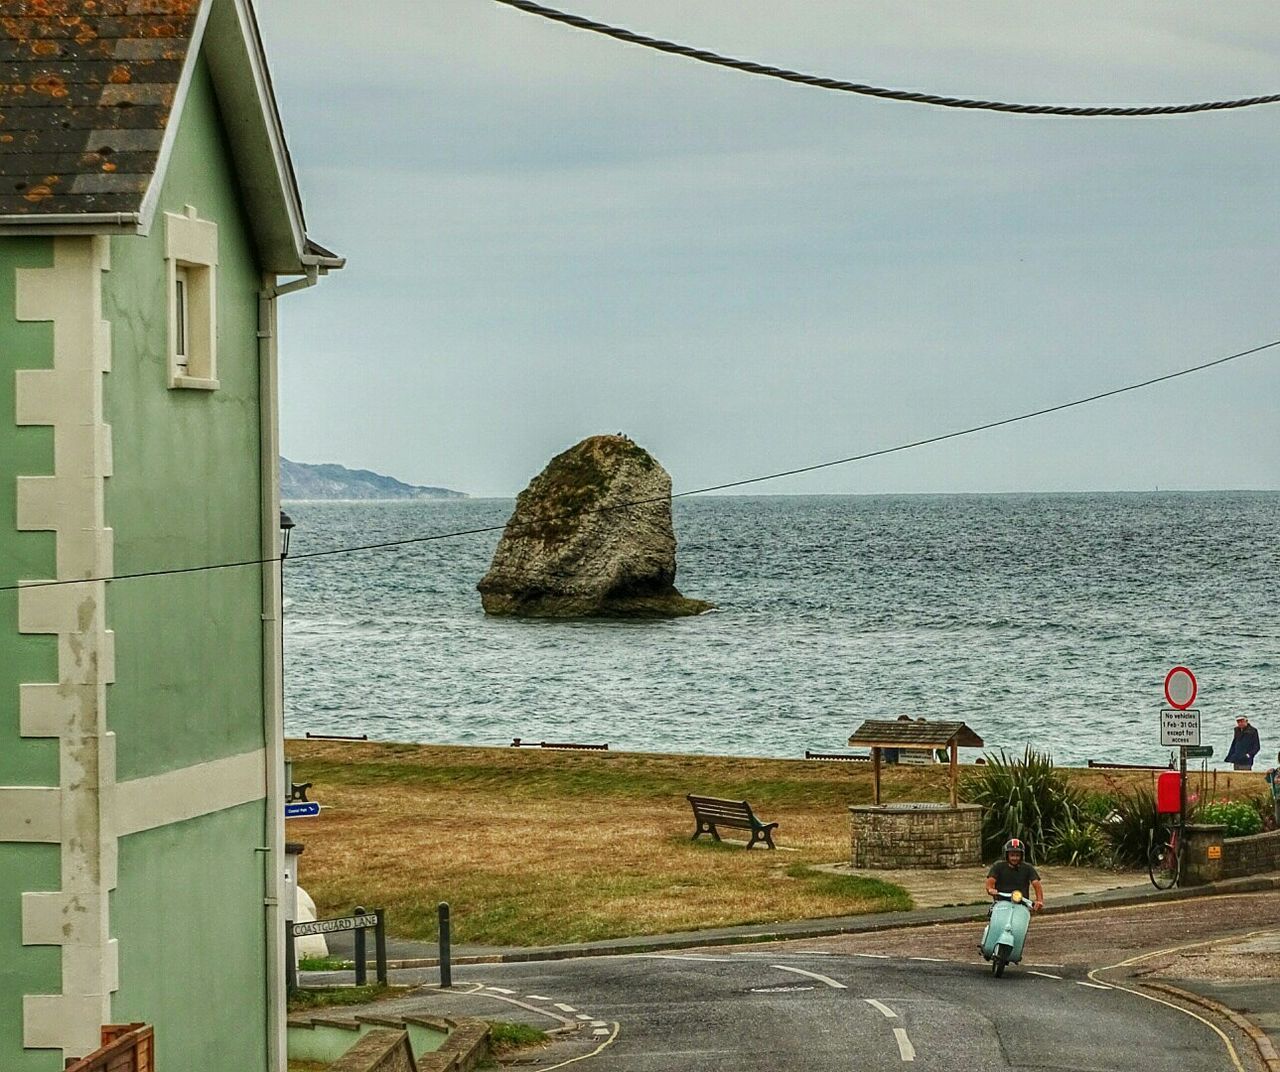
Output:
[[960, 747, 1085, 864]]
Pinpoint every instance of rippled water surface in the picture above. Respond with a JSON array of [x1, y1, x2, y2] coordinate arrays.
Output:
[[282, 493, 1278, 765]]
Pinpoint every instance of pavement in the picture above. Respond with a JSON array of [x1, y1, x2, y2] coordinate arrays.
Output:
[[305, 870, 1280, 1069]]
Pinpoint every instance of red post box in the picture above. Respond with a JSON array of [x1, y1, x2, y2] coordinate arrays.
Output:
[[1156, 771, 1182, 815]]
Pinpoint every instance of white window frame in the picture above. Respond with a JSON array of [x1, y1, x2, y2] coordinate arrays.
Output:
[[164, 204, 219, 390]]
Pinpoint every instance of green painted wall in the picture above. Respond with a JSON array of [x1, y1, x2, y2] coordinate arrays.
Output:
[[101, 53, 271, 1071], [0, 844, 62, 1072], [104, 54, 267, 782], [0, 237, 59, 789], [112, 803, 268, 1072]]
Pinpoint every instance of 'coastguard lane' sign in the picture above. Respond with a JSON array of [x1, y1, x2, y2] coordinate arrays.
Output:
[[292, 913, 379, 938]]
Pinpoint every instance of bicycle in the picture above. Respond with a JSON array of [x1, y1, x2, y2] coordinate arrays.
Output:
[[1148, 822, 1183, 890]]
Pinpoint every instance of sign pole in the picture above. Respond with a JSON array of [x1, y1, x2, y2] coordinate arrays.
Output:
[[1179, 745, 1188, 832]]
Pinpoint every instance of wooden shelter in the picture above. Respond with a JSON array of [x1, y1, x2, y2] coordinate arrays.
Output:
[[848, 719, 984, 807]]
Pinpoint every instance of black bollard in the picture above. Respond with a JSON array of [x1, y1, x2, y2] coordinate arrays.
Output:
[[438, 902, 452, 989], [353, 905, 367, 986]]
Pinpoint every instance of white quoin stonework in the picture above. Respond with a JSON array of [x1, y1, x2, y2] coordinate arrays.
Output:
[[14, 235, 118, 1060]]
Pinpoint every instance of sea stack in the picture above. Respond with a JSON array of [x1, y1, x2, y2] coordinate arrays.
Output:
[[478, 435, 714, 618]]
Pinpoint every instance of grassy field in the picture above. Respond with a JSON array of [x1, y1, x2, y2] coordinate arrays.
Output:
[[285, 740, 1247, 948]]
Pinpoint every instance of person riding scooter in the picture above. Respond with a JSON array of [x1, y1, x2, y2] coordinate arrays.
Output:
[[985, 837, 1044, 911]]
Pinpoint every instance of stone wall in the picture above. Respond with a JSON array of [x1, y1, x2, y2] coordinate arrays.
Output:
[[1222, 828, 1280, 879], [330, 1029, 416, 1072], [1182, 824, 1280, 886], [849, 804, 983, 869]]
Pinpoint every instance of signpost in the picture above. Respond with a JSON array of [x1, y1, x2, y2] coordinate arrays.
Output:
[[285, 801, 320, 819], [1161, 666, 1200, 836], [286, 910, 386, 992]]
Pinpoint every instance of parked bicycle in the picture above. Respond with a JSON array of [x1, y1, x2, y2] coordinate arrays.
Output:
[[1148, 821, 1182, 889]]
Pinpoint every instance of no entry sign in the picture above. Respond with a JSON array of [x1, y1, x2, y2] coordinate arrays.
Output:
[[1164, 666, 1197, 710]]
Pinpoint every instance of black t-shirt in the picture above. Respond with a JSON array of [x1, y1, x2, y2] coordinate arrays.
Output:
[[987, 860, 1040, 896]]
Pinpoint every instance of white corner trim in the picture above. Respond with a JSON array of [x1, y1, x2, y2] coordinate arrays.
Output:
[[115, 749, 268, 837], [12, 235, 117, 1061]]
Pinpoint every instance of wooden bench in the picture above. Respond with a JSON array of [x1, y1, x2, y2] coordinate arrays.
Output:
[[687, 795, 778, 849]]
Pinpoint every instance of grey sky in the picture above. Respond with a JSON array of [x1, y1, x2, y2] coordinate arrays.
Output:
[[256, 1, 1279, 497]]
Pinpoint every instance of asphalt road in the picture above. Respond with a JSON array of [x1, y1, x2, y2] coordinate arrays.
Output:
[[392, 946, 1236, 1071], [310, 895, 1280, 1070]]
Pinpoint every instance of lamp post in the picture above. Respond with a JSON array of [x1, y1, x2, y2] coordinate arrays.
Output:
[[279, 510, 294, 726]]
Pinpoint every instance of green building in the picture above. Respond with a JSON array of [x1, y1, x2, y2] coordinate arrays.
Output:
[[0, 2, 340, 1068]]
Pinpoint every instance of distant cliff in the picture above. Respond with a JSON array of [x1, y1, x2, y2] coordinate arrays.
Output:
[[280, 458, 465, 501]]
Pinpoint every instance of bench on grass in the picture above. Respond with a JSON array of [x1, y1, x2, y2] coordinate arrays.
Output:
[[686, 795, 778, 850]]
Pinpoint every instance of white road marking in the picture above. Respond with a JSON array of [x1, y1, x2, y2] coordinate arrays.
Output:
[[1027, 963, 1064, 969], [576, 1014, 592, 1020], [908, 956, 948, 963], [733, 950, 834, 956], [485, 986, 516, 994], [555, 1003, 578, 1012], [592, 1027, 610, 1036], [1027, 970, 1063, 980], [526, 994, 552, 1000], [750, 985, 816, 993], [893, 1027, 916, 1062], [632, 954, 738, 962], [1076, 981, 1113, 990], [771, 964, 847, 989], [864, 999, 898, 1018], [853, 952, 889, 959], [591, 1021, 606, 1028]]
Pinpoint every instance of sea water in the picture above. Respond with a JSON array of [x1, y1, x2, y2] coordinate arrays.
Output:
[[282, 492, 1278, 766]]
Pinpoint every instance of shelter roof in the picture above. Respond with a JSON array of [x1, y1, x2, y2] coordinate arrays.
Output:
[[0, 0, 341, 274], [848, 719, 984, 749]]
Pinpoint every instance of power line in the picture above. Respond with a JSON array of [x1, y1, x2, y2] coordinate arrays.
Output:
[[1, 335, 1276, 595], [491, 0, 1280, 117]]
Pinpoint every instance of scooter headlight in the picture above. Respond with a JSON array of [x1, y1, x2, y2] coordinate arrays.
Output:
[[1011, 890, 1023, 903]]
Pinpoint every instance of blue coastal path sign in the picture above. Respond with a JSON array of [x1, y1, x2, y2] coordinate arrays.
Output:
[[285, 801, 321, 818]]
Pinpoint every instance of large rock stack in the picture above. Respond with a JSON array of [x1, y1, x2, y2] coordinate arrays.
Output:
[[477, 435, 713, 618]]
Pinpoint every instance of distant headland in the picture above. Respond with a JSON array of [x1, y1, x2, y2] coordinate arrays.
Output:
[[280, 458, 466, 501]]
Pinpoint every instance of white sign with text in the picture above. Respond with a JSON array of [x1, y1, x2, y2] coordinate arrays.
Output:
[[1160, 707, 1201, 747]]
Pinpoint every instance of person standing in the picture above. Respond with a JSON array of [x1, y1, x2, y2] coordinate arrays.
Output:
[[1266, 753, 1280, 827], [1226, 717, 1261, 771]]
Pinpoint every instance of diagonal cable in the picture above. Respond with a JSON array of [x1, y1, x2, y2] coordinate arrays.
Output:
[[1, 336, 1276, 593], [491, 0, 1280, 117]]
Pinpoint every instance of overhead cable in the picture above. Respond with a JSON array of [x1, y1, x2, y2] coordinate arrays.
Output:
[[491, 0, 1280, 117], [1, 335, 1276, 594]]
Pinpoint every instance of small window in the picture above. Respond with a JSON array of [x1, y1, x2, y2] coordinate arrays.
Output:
[[165, 205, 219, 390], [174, 267, 189, 372]]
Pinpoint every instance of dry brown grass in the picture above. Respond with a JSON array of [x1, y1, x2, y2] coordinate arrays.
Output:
[[284, 741, 1233, 948]]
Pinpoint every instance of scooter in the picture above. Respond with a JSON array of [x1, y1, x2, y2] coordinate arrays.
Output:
[[980, 890, 1033, 977]]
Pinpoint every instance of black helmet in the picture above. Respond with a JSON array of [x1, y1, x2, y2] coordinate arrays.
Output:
[[1003, 837, 1026, 859]]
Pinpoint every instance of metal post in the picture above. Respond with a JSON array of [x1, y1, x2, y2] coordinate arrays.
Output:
[[438, 902, 452, 989], [285, 921, 297, 994], [1179, 746, 1188, 833], [375, 909, 388, 986], [871, 746, 881, 805], [353, 906, 367, 986]]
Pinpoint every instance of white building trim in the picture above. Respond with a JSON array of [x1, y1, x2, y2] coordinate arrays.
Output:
[[115, 749, 267, 836]]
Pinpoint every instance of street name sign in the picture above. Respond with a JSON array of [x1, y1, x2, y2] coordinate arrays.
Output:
[[284, 801, 320, 818], [291, 913, 379, 938], [1160, 708, 1201, 747]]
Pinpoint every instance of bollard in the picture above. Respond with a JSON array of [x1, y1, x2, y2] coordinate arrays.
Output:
[[375, 909, 388, 986], [438, 902, 452, 989], [285, 920, 297, 993], [353, 905, 367, 986]]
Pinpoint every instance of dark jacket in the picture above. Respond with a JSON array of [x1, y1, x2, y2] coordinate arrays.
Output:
[[1226, 724, 1261, 765]]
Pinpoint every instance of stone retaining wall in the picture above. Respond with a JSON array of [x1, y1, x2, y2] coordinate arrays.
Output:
[[848, 804, 983, 869], [1182, 824, 1280, 885]]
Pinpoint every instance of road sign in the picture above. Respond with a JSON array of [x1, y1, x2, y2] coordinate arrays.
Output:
[[1164, 666, 1197, 710], [1160, 708, 1201, 747], [291, 913, 379, 938], [284, 801, 320, 818], [1185, 745, 1213, 759]]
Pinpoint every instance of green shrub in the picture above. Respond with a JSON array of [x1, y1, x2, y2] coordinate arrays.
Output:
[[1101, 784, 1162, 866], [1197, 798, 1264, 838], [960, 748, 1087, 864], [1047, 818, 1108, 866]]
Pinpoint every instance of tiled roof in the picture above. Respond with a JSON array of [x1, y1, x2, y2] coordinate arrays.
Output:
[[0, 1, 200, 217], [848, 719, 985, 749]]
